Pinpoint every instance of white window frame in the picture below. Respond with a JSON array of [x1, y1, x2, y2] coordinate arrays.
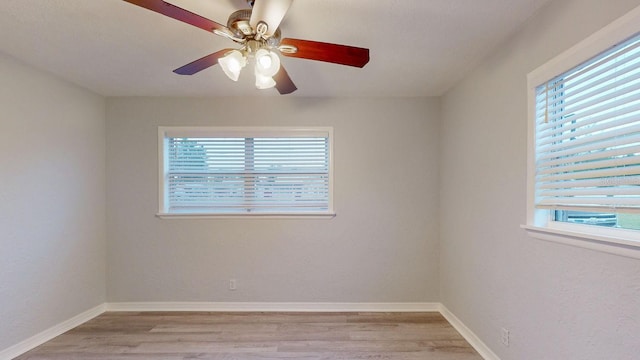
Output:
[[524, 5, 640, 259], [157, 126, 335, 219]]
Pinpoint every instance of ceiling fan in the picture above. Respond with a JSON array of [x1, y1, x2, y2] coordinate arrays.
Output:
[[122, 0, 370, 94]]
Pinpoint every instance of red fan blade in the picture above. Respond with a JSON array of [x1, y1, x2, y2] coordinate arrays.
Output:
[[280, 38, 369, 68], [173, 49, 233, 75], [274, 66, 297, 94], [122, 0, 228, 33]]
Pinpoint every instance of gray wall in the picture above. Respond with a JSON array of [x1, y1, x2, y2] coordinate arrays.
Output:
[[6, 1, 640, 358], [440, 0, 640, 359], [106, 97, 441, 303], [0, 53, 106, 350]]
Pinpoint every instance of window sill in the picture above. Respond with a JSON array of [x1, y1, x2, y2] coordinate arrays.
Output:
[[521, 224, 640, 260], [156, 212, 336, 220]]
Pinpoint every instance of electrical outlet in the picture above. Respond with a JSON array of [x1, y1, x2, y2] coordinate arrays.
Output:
[[229, 279, 237, 291], [501, 328, 510, 347]]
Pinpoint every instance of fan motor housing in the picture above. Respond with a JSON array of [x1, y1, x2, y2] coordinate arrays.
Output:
[[227, 9, 253, 37], [227, 9, 281, 42]]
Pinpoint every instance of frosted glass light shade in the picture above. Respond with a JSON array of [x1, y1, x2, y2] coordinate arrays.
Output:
[[218, 50, 246, 81], [255, 68, 276, 89], [255, 49, 281, 77]]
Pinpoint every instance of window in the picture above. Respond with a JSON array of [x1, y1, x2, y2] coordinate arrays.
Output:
[[158, 127, 334, 217], [526, 6, 640, 256], [534, 32, 640, 228]]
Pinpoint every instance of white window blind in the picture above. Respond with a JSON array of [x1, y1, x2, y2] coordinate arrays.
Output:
[[534, 32, 640, 214], [159, 127, 333, 215]]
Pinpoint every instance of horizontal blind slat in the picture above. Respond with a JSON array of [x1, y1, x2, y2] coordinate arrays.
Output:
[[537, 107, 640, 146], [537, 154, 640, 175], [544, 68, 640, 122], [537, 164, 640, 182], [538, 197, 640, 206], [536, 131, 640, 162], [539, 186, 640, 197], [539, 90, 640, 130], [537, 144, 640, 168], [536, 175, 640, 189], [535, 205, 640, 213]]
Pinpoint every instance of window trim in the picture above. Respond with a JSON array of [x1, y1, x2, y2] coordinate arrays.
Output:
[[157, 126, 336, 219], [525, 5, 640, 258]]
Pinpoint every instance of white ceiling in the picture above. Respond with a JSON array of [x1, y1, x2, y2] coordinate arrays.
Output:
[[0, 0, 551, 97]]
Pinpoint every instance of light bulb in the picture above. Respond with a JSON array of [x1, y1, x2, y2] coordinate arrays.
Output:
[[258, 55, 272, 69], [218, 50, 246, 82], [255, 49, 281, 77], [227, 58, 242, 73]]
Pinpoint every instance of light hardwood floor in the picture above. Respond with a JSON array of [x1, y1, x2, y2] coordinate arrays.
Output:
[[15, 312, 483, 360]]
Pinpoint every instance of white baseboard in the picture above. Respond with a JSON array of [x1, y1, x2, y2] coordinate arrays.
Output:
[[106, 301, 440, 312], [439, 304, 501, 360], [1, 302, 498, 360], [0, 303, 106, 360]]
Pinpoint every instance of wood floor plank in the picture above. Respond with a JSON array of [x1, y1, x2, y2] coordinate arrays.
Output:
[[14, 312, 483, 360]]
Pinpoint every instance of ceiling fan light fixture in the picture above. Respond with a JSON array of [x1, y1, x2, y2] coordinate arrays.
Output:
[[124, 0, 370, 95], [218, 50, 247, 81], [255, 48, 281, 77]]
